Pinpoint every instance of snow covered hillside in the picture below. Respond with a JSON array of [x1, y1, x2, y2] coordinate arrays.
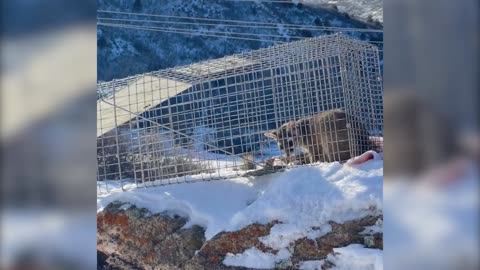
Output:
[[97, 0, 383, 81], [304, 0, 383, 23], [97, 157, 383, 269]]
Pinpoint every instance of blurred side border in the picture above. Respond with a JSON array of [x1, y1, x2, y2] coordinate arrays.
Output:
[[1, 0, 97, 269]]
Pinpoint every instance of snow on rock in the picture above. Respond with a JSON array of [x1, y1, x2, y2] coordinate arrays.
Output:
[[97, 177, 263, 240], [223, 247, 291, 269], [97, 159, 383, 269], [97, 160, 383, 242], [361, 218, 383, 235], [97, 159, 382, 242], [327, 244, 383, 270], [259, 223, 332, 250]]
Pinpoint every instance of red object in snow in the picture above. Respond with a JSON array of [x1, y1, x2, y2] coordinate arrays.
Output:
[[345, 151, 376, 166]]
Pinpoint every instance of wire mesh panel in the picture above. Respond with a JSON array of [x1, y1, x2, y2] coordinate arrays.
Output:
[[97, 34, 383, 193]]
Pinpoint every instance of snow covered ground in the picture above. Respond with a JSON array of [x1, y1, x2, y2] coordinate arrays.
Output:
[[98, 155, 383, 269]]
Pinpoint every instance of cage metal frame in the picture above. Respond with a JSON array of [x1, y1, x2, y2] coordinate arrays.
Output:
[[97, 34, 383, 193]]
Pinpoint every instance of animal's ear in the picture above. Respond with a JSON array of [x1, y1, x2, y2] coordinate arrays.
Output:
[[264, 132, 278, 140], [286, 121, 298, 129], [286, 120, 300, 135]]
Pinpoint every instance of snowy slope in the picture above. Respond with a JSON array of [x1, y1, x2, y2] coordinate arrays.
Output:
[[304, 0, 383, 23], [97, 157, 383, 269], [97, 0, 383, 81]]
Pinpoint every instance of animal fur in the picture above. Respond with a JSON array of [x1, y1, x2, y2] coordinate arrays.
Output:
[[264, 109, 372, 163]]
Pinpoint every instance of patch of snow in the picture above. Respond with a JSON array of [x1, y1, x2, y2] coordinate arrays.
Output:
[[299, 260, 325, 270], [361, 218, 382, 235], [223, 247, 291, 269], [119, 203, 132, 210], [259, 223, 306, 250], [327, 244, 383, 270], [307, 224, 333, 239], [259, 223, 331, 250]]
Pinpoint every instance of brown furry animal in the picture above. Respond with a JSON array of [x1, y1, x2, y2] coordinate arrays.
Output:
[[264, 109, 372, 163]]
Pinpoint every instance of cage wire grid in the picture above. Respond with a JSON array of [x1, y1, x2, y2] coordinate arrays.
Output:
[[97, 34, 383, 194]]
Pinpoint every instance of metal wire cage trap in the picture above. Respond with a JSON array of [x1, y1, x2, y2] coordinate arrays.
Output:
[[97, 34, 383, 193]]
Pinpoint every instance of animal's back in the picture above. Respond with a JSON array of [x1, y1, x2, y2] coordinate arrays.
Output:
[[301, 110, 371, 162]]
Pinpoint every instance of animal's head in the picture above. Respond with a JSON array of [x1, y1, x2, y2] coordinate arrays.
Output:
[[264, 121, 299, 157]]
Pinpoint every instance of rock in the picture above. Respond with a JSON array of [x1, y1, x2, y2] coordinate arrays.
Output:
[[98, 252, 141, 270], [365, 232, 383, 249], [293, 238, 327, 262], [97, 201, 205, 270], [97, 201, 382, 270], [291, 215, 383, 268], [185, 222, 278, 270], [316, 216, 378, 249]]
